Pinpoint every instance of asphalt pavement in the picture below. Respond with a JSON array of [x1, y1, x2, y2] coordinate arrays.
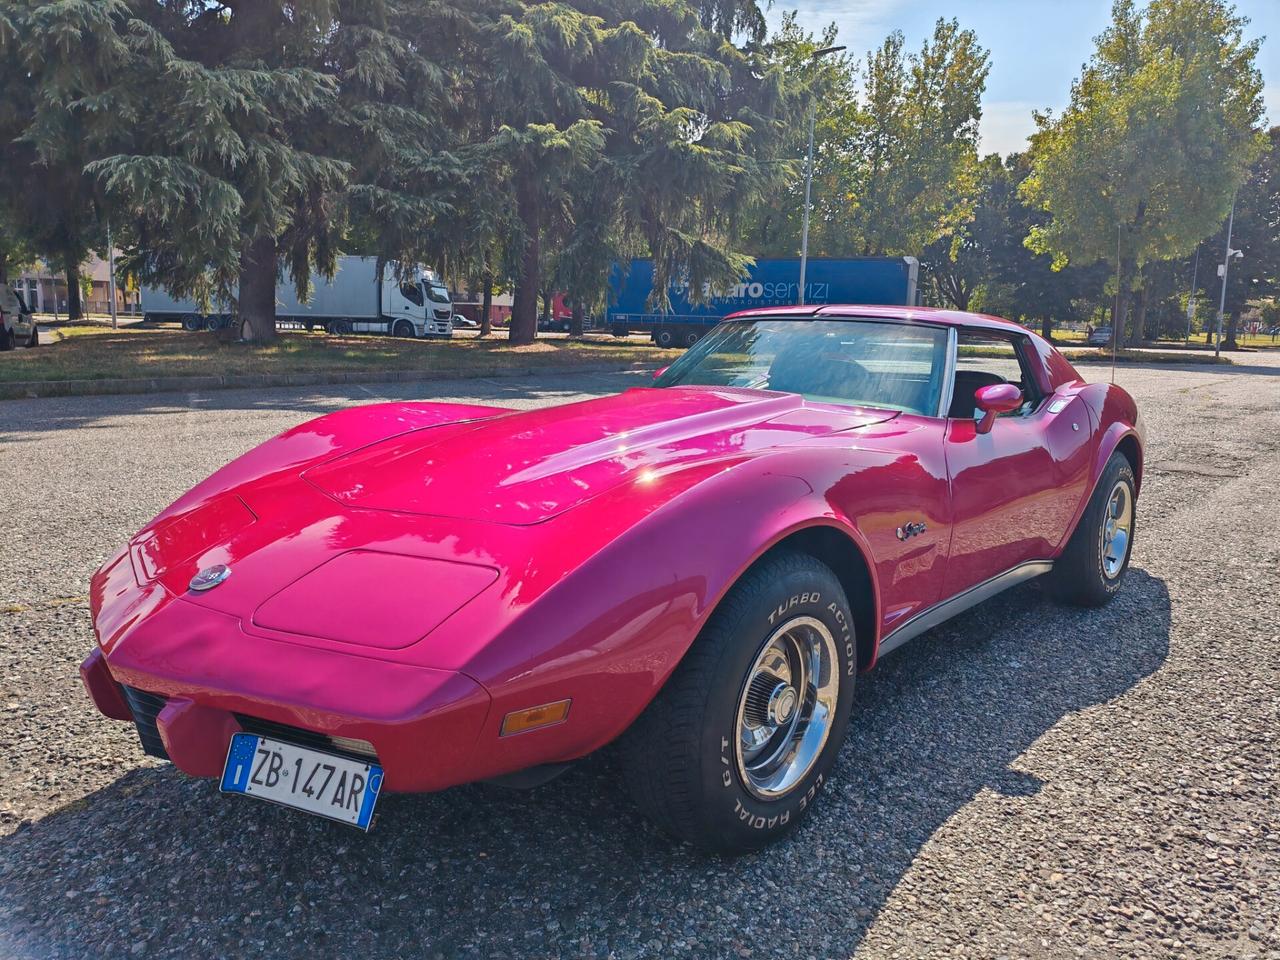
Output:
[[0, 358, 1277, 959]]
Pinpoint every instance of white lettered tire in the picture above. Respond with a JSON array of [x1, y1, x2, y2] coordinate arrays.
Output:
[[619, 551, 856, 853]]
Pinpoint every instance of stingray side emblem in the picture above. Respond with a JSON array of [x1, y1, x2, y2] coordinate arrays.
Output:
[[895, 521, 928, 542]]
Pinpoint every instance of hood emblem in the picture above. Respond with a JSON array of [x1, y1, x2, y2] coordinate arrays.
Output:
[[190, 564, 232, 592]]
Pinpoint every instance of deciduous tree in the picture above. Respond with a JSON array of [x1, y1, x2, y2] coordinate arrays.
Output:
[[1191, 126, 1280, 347], [1021, 0, 1265, 345]]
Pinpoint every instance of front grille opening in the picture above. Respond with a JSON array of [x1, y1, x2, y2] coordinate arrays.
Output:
[[120, 687, 377, 765], [234, 714, 378, 763], [121, 686, 170, 760]]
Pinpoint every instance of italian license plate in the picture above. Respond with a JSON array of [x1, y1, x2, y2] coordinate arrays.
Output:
[[220, 733, 383, 829]]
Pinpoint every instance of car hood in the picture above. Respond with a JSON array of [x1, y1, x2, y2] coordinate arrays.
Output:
[[303, 386, 898, 525]]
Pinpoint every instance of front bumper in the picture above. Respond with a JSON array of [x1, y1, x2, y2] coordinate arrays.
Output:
[[82, 598, 492, 792]]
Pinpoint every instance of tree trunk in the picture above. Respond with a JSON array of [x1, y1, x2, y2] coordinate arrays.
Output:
[[570, 299, 584, 338], [0, 250, 8, 285], [239, 234, 279, 344], [65, 257, 83, 321], [1131, 277, 1149, 346], [480, 274, 493, 338], [1116, 204, 1145, 348], [1223, 310, 1240, 350], [1114, 254, 1136, 350], [1040, 316, 1053, 341], [509, 182, 540, 345], [540, 290, 552, 327]]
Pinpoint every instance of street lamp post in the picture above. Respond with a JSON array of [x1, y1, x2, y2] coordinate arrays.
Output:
[[107, 220, 119, 331], [797, 44, 846, 306], [1184, 248, 1199, 344], [1214, 191, 1239, 360]]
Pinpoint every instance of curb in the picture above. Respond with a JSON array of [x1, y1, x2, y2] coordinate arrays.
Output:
[[0, 362, 662, 401], [1065, 354, 1234, 366]]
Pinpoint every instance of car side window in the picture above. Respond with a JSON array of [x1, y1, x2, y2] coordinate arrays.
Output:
[[399, 281, 424, 306], [947, 330, 1042, 420]]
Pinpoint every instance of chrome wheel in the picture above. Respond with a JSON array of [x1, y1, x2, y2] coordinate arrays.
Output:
[[1101, 479, 1133, 579], [734, 615, 840, 799]]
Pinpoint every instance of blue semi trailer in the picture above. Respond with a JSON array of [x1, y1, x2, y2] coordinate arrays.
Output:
[[606, 256, 920, 347]]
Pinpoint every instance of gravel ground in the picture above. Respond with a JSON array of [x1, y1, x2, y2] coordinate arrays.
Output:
[[1, 358, 1277, 959]]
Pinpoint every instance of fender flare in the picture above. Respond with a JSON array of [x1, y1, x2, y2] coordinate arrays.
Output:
[[701, 512, 883, 670], [1056, 422, 1143, 556]]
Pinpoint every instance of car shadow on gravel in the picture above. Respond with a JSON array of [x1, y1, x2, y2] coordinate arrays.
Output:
[[0, 570, 1170, 960], [0, 371, 652, 440]]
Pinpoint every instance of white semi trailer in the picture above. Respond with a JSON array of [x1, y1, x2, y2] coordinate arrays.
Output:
[[140, 256, 454, 338]]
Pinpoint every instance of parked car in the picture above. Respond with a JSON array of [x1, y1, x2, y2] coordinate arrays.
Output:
[[1086, 325, 1113, 347], [537, 312, 573, 332], [0, 282, 37, 350], [81, 305, 1142, 853], [451, 313, 478, 329]]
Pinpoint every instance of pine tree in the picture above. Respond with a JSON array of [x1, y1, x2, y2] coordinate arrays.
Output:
[[0, 1, 111, 318], [12, 1, 414, 342], [478, 0, 792, 344]]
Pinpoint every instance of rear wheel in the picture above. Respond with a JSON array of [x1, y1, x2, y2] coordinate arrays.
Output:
[[654, 327, 676, 348], [1050, 451, 1137, 606], [26, 323, 38, 347], [619, 551, 856, 853], [0, 326, 14, 351], [683, 330, 700, 347]]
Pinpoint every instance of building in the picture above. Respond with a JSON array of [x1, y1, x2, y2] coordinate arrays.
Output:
[[15, 255, 138, 316]]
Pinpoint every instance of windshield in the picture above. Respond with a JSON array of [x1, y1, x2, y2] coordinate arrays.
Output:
[[654, 318, 950, 416], [425, 282, 451, 304]]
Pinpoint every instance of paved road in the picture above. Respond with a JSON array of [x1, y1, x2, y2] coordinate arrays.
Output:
[[1, 359, 1277, 959]]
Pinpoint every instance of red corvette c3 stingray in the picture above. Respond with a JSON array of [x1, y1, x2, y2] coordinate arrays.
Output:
[[82, 306, 1142, 852]]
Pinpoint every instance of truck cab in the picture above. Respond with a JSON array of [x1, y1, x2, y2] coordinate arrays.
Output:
[[0, 282, 37, 350], [380, 269, 452, 337]]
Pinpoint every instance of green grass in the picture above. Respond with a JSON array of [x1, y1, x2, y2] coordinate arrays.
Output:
[[1, 323, 677, 385], [1153, 332, 1280, 350], [1059, 346, 1231, 365]]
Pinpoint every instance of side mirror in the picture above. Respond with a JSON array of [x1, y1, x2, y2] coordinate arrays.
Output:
[[652, 365, 669, 381], [974, 383, 1023, 434]]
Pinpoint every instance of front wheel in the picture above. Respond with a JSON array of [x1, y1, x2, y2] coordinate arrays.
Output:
[[619, 551, 856, 853], [1050, 451, 1137, 606], [393, 319, 415, 338], [0, 326, 14, 351], [26, 323, 38, 348]]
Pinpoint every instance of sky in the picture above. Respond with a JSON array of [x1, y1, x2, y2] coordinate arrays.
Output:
[[768, 0, 1279, 156]]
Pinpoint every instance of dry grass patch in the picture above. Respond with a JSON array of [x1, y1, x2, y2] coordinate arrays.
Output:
[[1, 324, 677, 385]]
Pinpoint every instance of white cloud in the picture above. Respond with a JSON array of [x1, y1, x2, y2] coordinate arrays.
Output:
[[978, 100, 1039, 157], [767, 0, 911, 45]]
